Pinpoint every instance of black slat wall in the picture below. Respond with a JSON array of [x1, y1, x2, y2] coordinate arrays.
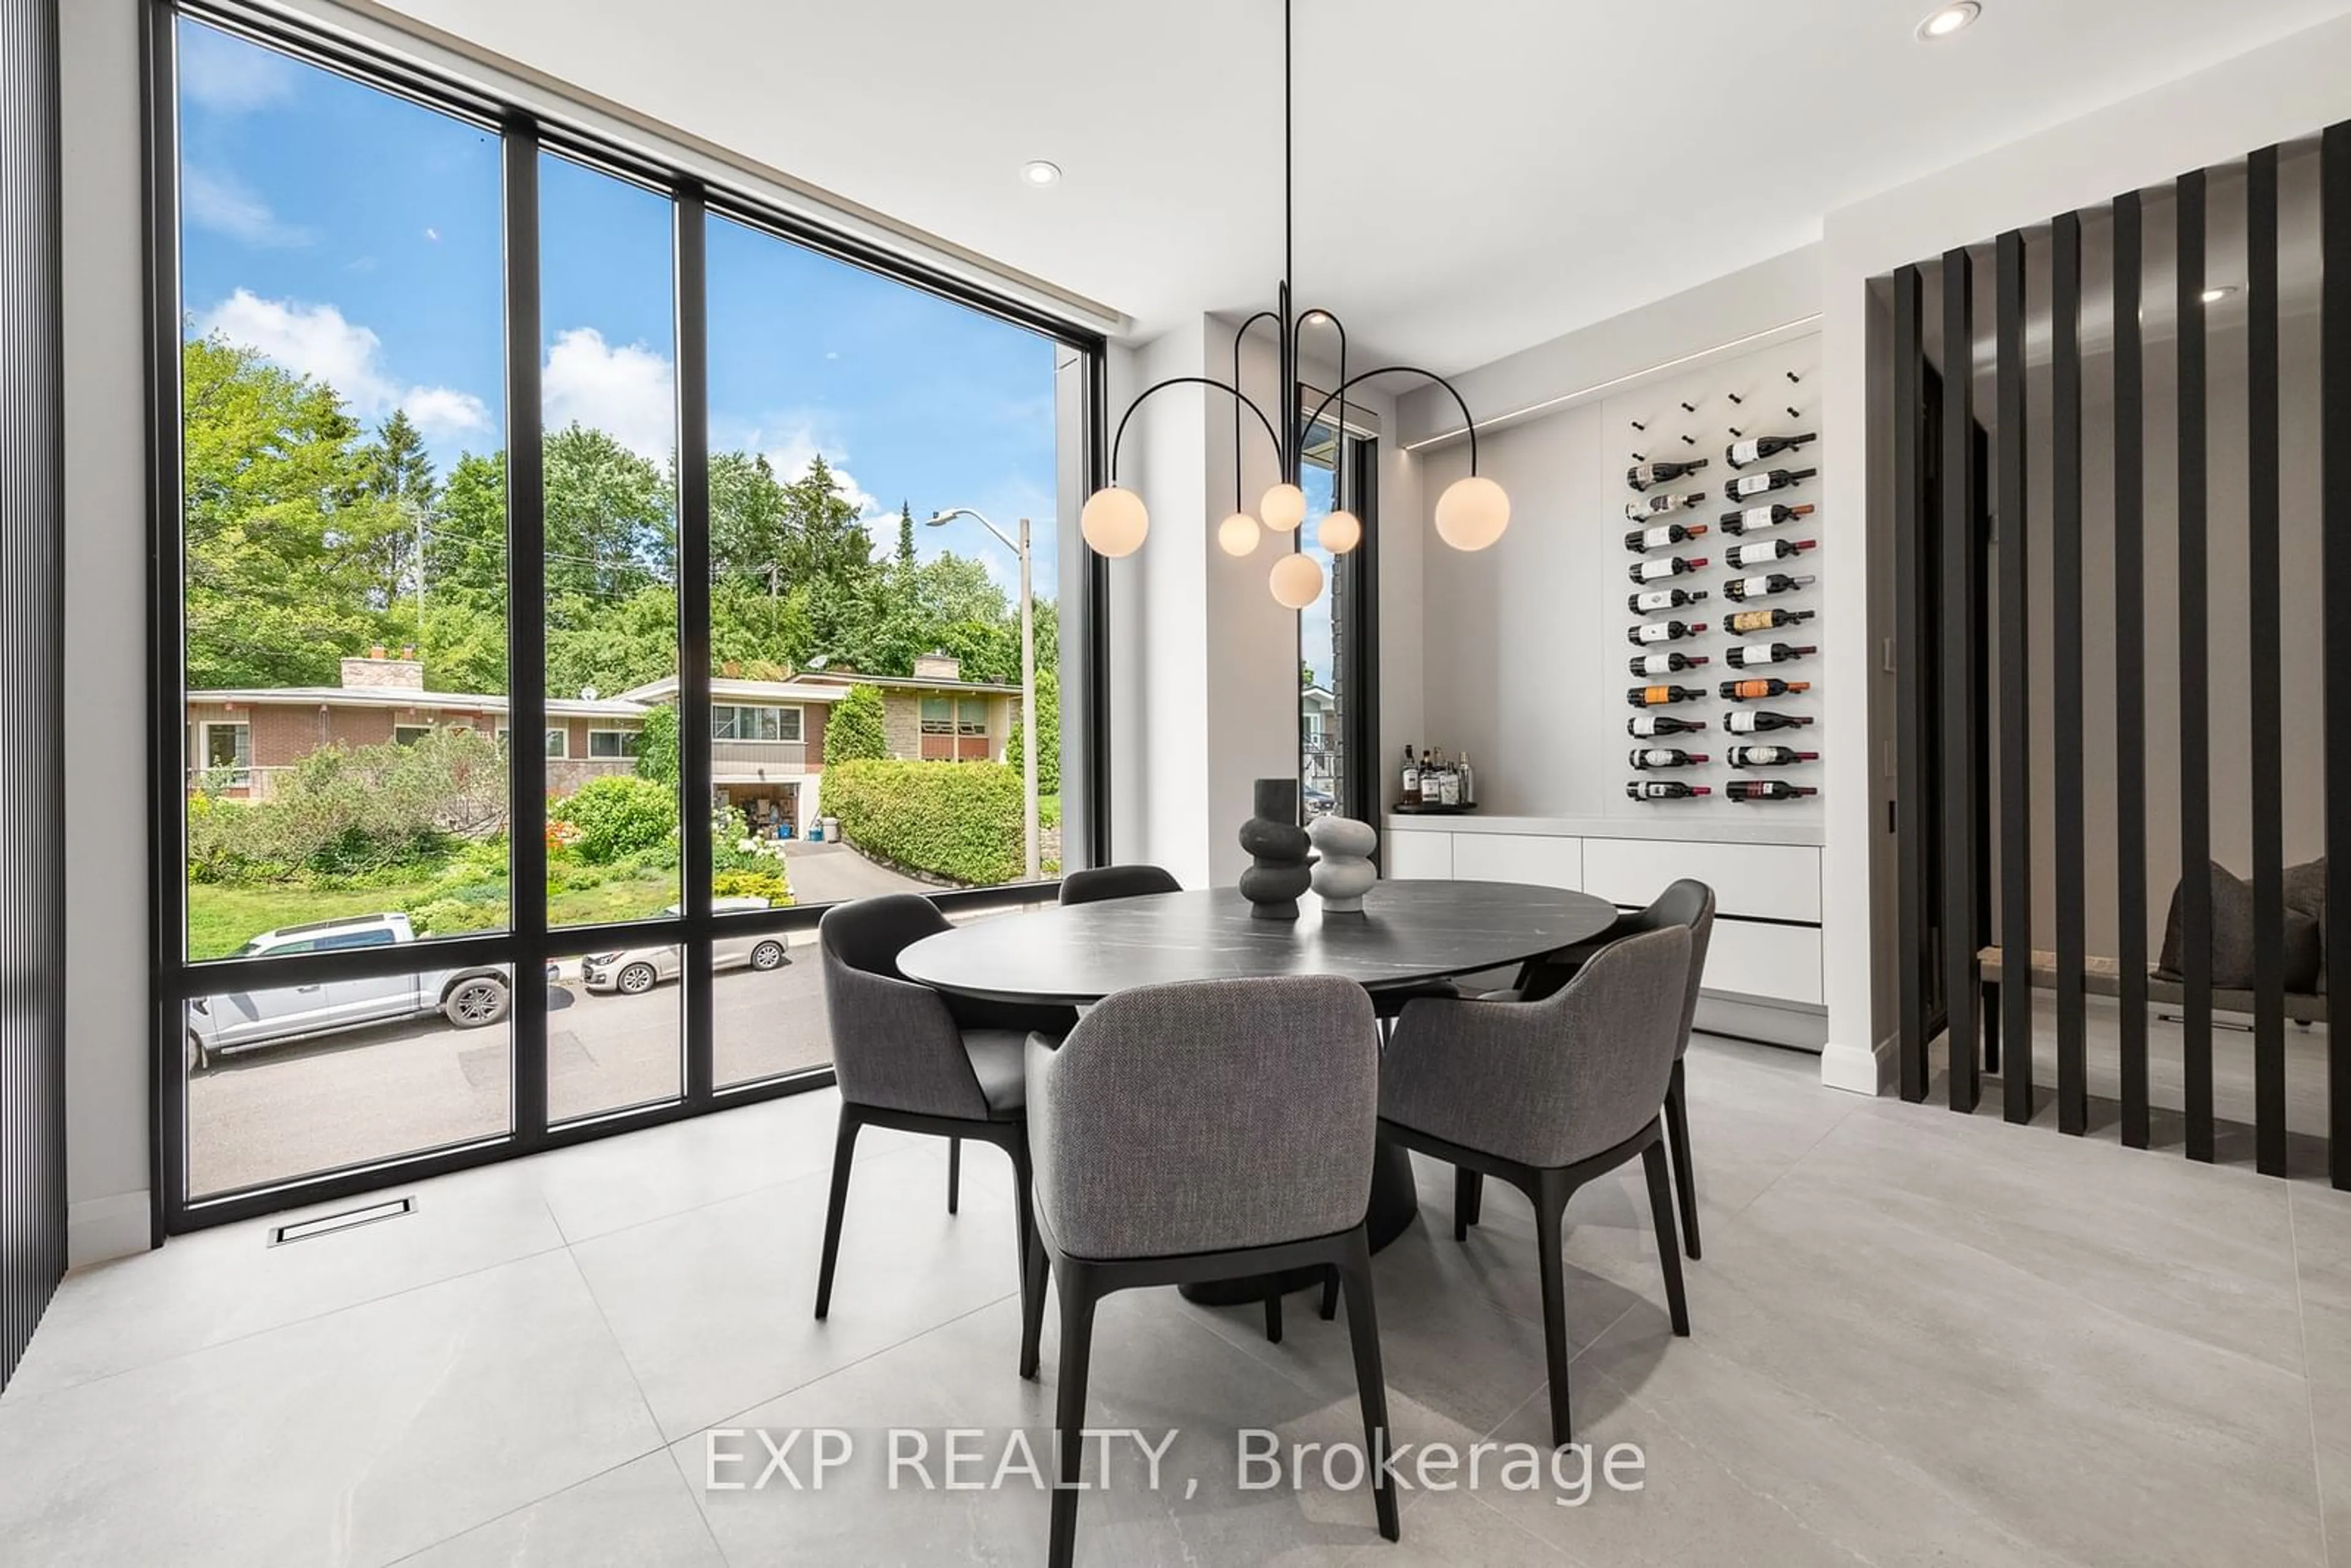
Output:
[[1893, 266, 1929, 1104], [0, 0, 70, 1389], [1940, 249, 1980, 1114], [2113, 193, 2151, 1151], [1993, 231, 2031, 1125]]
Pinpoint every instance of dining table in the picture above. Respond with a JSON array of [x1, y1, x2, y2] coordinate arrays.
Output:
[[896, 877, 1623, 1303]]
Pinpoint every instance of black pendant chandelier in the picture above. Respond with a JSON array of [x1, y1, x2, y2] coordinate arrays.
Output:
[[1077, 0, 1509, 607]]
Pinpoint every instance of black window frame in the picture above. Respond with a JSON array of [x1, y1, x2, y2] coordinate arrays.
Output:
[[142, 0, 1111, 1236]]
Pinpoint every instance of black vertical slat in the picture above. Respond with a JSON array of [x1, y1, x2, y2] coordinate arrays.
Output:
[[2324, 123, 2351, 1190], [1894, 266, 1929, 1102], [1995, 230, 2033, 1125], [1940, 247, 1980, 1112], [2248, 146, 2287, 1176], [144, 0, 185, 1232], [2177, 169, 2216, 1162], [504, 126, 550, 1146], [2052, 211, 2087, 1137], [2114, 190, 2151, 1149], [676, 187, 713, 1106]]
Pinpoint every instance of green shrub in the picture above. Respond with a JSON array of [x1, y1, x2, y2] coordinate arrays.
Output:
[[712, 867, 790, 905], [825, 683, 889, 763], [552, 775, 678, 864], [184, 727, 505, 883], [408, 896, 502, 937], [1005, 666, 1061, 793], [823, 759, 1024, 887], [634, 704, 680, 787]]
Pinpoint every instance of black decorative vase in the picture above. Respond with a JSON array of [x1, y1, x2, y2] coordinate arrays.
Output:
[[1238, 778, 1313, 921]]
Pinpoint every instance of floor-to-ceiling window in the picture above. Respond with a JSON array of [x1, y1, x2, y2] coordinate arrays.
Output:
[[154, 4, 1103, 1225], [1296, 411, 1378, 821]]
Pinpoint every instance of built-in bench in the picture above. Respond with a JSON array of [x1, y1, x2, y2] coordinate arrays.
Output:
[[1974, 945, 2327, 1067]]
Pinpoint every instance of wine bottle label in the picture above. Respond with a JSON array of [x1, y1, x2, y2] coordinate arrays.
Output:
[[1633, 588, 1674, 612], [1740, 506, 1777, 530], [1738, 575, 1772, 595], [1635, 654, 1668, 674], [1727, 712, 1758, 732], [1731, 474, 1771, 497], [1635, 622, 1673, 643], [1638, 749, 1675, 767], [1731, 440, 1761, 463], [1644, 685, 1672, 703], [1630, 716, 1660, 736], [1641, 523, 1674, 548], [1637, 560, 1676, 580]]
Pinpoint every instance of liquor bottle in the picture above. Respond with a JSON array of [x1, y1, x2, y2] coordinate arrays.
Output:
[[1724, 709, 1815, 733], [1723, 466, 1818, 501], [1629, 555, 1708, 584], [1629, 585, 1708, 614], [1723, 571, 1816, 602], [1723, 433, 1817, 470], [1625, 490, 1706, 522], [1726, 745, 1821, 768], [1726, 537, 1817, 569], [1436, 753, 1462, 806], [1400, 745, 1420, 805], [1630, 651, 1709, 676], [1720, 501, 1815, 536], [1628, 712, 1706, 738], [1723, 642, 1817, 669], [1628, 618, 1707, 646], [1627, 780, 1712, 801], [1725, 607, 1818, 634], [1458, 753, 1477, 808], [1627, 684, 1705, 708], [1624, 520, 1708, 553], [1626, 457, 1709, 492], [1720, 677, 1812, 702], [1728, 779, 1820, 802], [1629, 746, 1710, 770]]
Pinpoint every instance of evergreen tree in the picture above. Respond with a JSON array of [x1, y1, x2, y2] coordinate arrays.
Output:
[[896, 501, 917, 568]]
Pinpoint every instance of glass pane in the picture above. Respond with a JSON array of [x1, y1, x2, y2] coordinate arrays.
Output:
[[176, 17, 511, 962], [710, 923, 827, 1088], [1299, 419, 1344, 818], [184, 961, 513, 1198], [539, 151, 680, 931], [550, 945, 683, 1122]]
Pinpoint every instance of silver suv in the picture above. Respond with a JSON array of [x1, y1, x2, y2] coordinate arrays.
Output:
[[187, 912, 511, 1072]]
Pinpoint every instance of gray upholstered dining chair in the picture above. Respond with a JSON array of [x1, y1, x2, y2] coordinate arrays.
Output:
[[1057, 862, 1182, 905], [1380, 926, 1694, 1448], [812, 894, 1062, 1359], [1021, 975, 1399, 1567], [1461, 879, 1716, 1258]]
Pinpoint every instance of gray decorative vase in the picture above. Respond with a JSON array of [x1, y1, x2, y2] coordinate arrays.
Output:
[[1308, 816, 1379, 913], [1237, 778, 1313, 920]]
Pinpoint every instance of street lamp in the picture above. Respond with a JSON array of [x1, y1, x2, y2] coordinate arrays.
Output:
[[928, 508, 1039, 882]]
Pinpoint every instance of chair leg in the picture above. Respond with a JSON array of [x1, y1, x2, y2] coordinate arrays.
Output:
[[1264, 1290, 1284, 1345], [1009, 1136, 1038, 1378], [1048, 1277, 1100, 1568], [947, 1136, 961, 1214], [1641, 1139, 1692, 1338], [1336, 1229, 1401, 1543], [1019, 1223, 1049, 1382], [814, 1106, 861, 1320], [1454, 1168, 1483, 1240], [1319, 1266, 1340, 1321], [1534, 1173, 1574, 1449], [1663, 1060, 1701, 1261]]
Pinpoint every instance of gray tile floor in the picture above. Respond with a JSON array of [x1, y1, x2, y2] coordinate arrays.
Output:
[[1, 1032, 2339, 1566]]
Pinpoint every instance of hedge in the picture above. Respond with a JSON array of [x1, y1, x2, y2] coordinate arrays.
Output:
[[823, 759, 1024, 887]]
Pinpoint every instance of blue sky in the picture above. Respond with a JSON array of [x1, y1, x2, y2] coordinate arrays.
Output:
[[176, 17, 1064, 599]]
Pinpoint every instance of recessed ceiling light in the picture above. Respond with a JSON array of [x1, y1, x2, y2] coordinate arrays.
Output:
[[1021, 160, 1061, 187], [2200, 285, 2239, 304], [1917, 2, 1981, 40]]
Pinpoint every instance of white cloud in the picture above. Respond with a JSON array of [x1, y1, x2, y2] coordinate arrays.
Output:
[[195, 288, 487, 440], [401, 385, 493, 439], [757, 428, 882, 522], [542, 327, 677, 463], [424, 227, 441, 242], [183, 166, 312, 248], [179, 26, 298, 114]]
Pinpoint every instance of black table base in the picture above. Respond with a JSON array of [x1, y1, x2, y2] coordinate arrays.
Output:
[[1177, 1137, 1421, 1307]]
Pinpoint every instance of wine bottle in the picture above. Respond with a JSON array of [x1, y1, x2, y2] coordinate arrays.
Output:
[[1720, 677, 1812, 702], [1626, 457, 1709, 491], [1625, 490, 1706, 522], [1723, 572, 1816, 602], [1728, 779, 1820, 802], [1629, 555, 1708, 583], [1627, 684, 1704, 708], [1725, 607, 1818, 634], [1723, 433, 1817, 470], [1628, 713, 1706, 738], [1726, 537, 1818, 569], [1627, 619, 1707, 646], [1400, 745, 1420, 806], [1624, 520, 1709, 552], [1726, 745, 1820, 768], [1629, 746, 1710, 770], [1724, 709, 1815, 733], [1627, 780, 1711, 801], [1723, 466, 1818, 501], [1629, 585, 1708, 613], [1720, 501, 1815, 536], [1723, 642, 1817, 669], [1630, 651, 1709, 676]]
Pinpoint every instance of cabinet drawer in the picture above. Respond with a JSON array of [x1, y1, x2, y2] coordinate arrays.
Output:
[[1702, 918, 1823, 1005], [1580, 838, 1821, 923], [1450, 832, 1582, 891], [1382, 830, 1453, 881]]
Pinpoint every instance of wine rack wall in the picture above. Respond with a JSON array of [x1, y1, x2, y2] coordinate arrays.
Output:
[[1608, 334, 1825, 818]]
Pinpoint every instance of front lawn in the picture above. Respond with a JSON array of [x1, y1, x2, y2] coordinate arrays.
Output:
[[187, 866, 689, 962]]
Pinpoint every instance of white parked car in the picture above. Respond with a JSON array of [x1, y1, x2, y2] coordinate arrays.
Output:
[[580, 898, 789, 995], [187, 912, 509, 1072]]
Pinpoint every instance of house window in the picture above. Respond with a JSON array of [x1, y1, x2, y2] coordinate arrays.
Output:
[[957, 699, 988, 738], [201, 721, 250, 785], [713, 704, 801, 742], [587, 730, 640, 759], [393, 724, 432, 746], [544, 727, 567, 759], [920, 697, 953, 735]]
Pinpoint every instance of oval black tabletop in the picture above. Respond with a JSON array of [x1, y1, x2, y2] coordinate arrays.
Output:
[[897, 880, 1621, 1005]]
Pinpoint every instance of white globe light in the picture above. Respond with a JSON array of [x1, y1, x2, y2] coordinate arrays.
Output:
[[1260, 482, 1308, 532], [1217, 511, 1262, 557], [1434, 475, 1510, 551], [1269, 550, 1324, 609], [1080, 486, 1149, 557], [1318, 509, 1362, 553]]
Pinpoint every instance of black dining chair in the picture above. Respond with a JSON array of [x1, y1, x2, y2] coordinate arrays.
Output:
[[1057, 862, 1182, 905], [1379, 926, 1694, 1447], [1022, 973, 1398, 1567]]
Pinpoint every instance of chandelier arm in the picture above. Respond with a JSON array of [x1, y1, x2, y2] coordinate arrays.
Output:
[[1231, 310, 1280, 514], [1296, 309, 1350, 514], [1109, 375, 1284, 485], [1302, 364, 1483, 476]]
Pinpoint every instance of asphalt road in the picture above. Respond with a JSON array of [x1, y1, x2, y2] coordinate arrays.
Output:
[[776, 839, 929, 904]]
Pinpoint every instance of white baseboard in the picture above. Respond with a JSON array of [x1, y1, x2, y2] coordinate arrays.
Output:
[[68, 1191, 152, 1269], [1694, 994, 1828, 1052], [1818, 1032, 1894, 1096]]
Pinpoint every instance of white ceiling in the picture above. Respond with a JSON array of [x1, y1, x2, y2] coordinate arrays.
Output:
[[375, 0, 2351, 372]]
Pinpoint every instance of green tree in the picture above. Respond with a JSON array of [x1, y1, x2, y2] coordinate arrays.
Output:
[[544, 424, 673, 598], [1005, 665, 1061, 793], [826, 683, 890, 762], [634, 704, 680, 787], [546, 582, 678, 700], [776, 454, 876, 586], [710, 450, 790, 587], [895, 501, 917, 568]]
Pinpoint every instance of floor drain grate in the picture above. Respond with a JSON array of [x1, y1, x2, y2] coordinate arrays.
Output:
[[269, 1196, 415, 1246]]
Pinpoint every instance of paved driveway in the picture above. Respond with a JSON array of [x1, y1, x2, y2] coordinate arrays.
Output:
[[778, 839, 929, 904]]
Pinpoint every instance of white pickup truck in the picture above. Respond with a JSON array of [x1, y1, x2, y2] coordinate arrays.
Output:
[[187, 912, 511, 1072]]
